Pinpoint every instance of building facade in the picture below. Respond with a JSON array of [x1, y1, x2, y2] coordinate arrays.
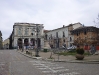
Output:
[[3, 38, 9, 49], [46, 23, 83, 48], [71, 26, 99, 50], [12, 23, 44, 49], [9, 32, 13, 49], [0, 31, 3, 49]]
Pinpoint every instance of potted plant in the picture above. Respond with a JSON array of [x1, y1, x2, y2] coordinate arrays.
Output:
[[76, 48, 85, 60], [43, 49, 48, 52]]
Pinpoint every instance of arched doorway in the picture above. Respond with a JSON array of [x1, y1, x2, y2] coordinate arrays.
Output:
[[30, 38, 35, 46], [17, 38, 22, 49], [24, 38, 29, 46], [24, 38, 29, 49]]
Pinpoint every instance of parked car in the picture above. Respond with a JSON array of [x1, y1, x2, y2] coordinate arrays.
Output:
[[61, 45, 66, 49], [67, 46, 77, 51]]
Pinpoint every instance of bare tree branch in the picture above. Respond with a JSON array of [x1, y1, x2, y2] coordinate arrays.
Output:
[[94, 13, 99, 27]]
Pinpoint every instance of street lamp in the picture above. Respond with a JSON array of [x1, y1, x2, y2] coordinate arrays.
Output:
[[35, 24, 40, 57], [21, 28, 24, 52]]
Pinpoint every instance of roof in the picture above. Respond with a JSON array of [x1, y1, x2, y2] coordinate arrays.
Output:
[[71, 26, 99, 34], [47, 22, 82, 32], [13, 22, 43, 27], [44, 30, 51, 33], [72, 26, 97, 31]]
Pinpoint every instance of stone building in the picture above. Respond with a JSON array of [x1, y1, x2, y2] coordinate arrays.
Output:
[[0, 31, 3, 49], [46, 22, 83, 48], [9, 33, 13, 49], [43, 30, 51, 49], [71, 26, 99, 49], [3, 38, 9, 49], [12, 23, 44, 49]]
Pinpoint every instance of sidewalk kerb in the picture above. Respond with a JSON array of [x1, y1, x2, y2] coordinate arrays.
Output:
[[17, 51, 99, 64]]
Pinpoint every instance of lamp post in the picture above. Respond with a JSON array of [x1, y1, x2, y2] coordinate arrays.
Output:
[[35, 24, 40, 57], [21, 28, 24, 52]]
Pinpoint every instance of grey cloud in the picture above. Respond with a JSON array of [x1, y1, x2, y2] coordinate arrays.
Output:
[[0, 0, 99, 40]]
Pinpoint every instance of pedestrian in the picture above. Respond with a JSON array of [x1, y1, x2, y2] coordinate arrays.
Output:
[[90, 45, 96, 55], [17, 46, 19, 50]]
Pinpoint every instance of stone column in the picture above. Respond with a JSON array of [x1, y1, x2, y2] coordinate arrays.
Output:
[[14, 38, 17, 49], [22, 38, 24, 50], [35, 38, 37, 47], [29, 38, 30, 46], [29, 38, 30, 43], [22, 38, 24, 44]]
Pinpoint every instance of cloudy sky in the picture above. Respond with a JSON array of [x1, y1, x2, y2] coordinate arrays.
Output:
[[0, 0, 99, 40]]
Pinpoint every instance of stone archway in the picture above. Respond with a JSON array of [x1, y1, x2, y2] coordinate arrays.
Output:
[[24, 38, 29, 46], [17, 38, 22, 49], [30, 38, 35, 46]]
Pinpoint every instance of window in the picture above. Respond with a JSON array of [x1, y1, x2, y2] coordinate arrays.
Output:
[[24, 28, 29, 35], [70, 43, 72, 47], [31, 33, 33, 36], [63, 31, 65, 37], [56, 32, 58, 38], [63, 39, 65, 42], [77, 32, 80, 36], [51, 34, 52, 39], [77, 32, 78, 36], [31, 27, 35, 33], [70, 37, 72, 41], [45, 34, 47, 40], [49, 37, 50, 40], [18, 28, 22, 35], [84, 31, 87, 35]]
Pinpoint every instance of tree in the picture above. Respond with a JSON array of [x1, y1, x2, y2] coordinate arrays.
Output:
[[94, 14, 99, 28], [94, 14, 99, 45]]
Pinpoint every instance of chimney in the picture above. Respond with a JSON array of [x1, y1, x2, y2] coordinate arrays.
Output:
[[63, 25, 65, 27]]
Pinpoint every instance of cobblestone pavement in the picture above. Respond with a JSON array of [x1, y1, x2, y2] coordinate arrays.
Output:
[[0, 62, 9, 75], [0, 51, 10, 75], [56, 62, 99, 75], [0, 50, 80, 75], [0, 49, 99, 75], [29, 60, 80, 75], [18, 50, 99, 75], [0, 50, 44, 75]]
